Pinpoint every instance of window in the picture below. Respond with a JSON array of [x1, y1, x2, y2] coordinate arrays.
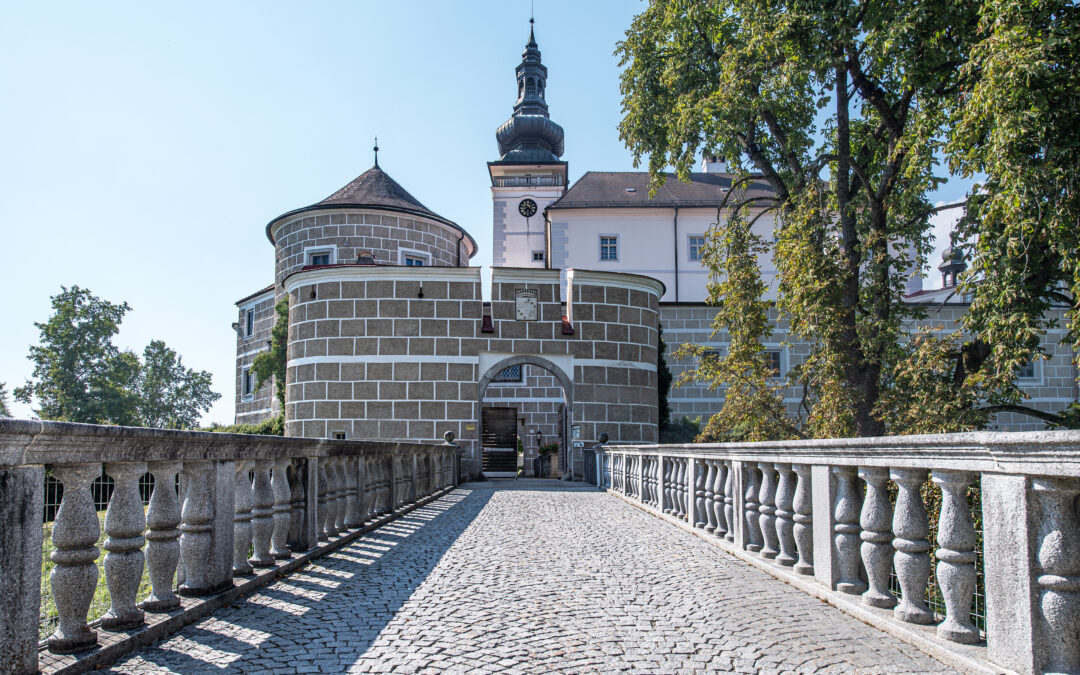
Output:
[[242, 367, 254, 400], [305, 246, 336, 267], [689, 235, 706, 262], [532, 251, 545, 262], [404, 256, 425, 266], [766, 350, 783, 379], [245, 309, 255, 337], [600, 235, 618, 261], [310, 253, 330, 266], [493, 365, 522, 382], [399, 248, 431, 266], [332, 431, 348, 440], [1018, 360, 1038, 380]]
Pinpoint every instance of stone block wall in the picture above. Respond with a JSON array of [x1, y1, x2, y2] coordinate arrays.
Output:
[[661, 302, 1078, 433], [234, 288, 278, 424], [272, 210, 471, 289], [281, 265, 664, 475]]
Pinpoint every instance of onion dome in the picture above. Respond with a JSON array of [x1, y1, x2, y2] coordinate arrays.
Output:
[[494, 20, 565, 163]]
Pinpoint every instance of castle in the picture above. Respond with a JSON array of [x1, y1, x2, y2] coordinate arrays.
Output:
[[234, 23, 1078, 478]]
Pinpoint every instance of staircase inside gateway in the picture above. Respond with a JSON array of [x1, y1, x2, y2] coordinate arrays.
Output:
[[481, 407, 518, 478]]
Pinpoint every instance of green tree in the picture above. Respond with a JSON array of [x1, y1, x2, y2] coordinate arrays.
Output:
[[15, 286, 141, 424], [16, 286, 221, 428], [618, 0, 982, 437], [0, 382, 11, 418], [252, 297, 289, 411], [134, 340, 221, 429], [946, 0, 1080, 428], [657, 323, 672, 431]]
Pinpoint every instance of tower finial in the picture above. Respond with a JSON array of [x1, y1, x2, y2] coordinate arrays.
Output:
[[373, 136, 379, 167]]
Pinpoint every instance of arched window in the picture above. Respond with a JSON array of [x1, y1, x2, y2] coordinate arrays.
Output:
[[518, 80, 524, 97], [526, 77, 536, 95], [538, 81, 543, 97]]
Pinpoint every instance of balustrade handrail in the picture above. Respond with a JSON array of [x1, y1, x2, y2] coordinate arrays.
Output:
[[605, 429, 1080, 476], [0, 418, 462, 675], [599, 430, 1080, 675], [0, 419, 439, 466]]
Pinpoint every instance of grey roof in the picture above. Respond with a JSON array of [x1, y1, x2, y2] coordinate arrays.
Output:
[[547, 171, 777, 210], [315, 165, 440, 216], [265, 165, 478, 256]]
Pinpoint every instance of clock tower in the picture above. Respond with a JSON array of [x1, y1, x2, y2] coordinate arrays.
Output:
[[489, 19, 568, 268]]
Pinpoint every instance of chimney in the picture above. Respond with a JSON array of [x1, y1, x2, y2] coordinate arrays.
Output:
[[701, 156, 728, 173]]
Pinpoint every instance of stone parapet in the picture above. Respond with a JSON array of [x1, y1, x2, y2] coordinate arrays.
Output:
[[600, 430, 1080, 675], [0, 419, 458, 675]]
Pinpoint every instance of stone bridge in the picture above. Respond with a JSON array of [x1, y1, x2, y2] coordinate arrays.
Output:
[[1, 421, 1078, 674]]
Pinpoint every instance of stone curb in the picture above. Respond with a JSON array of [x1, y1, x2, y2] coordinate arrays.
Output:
[[605, 488, 1014, 675], [39, 485, 458, 675]]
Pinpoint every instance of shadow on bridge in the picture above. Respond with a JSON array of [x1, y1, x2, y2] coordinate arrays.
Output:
[[110, 480, 595, 673]]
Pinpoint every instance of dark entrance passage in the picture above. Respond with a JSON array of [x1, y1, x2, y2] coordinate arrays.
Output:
[[481, 407, 518, 476]]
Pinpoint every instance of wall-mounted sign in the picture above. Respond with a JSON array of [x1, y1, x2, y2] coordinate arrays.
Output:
[[515, 288, 538, 321], [572, 424, 581, 440], [465, 424, 476, 431]]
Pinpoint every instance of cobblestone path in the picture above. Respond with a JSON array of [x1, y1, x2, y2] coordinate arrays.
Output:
[[108, 481, 952, 674]]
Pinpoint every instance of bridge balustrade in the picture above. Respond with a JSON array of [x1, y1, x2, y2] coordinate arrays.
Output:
[[599, 432, 1080, 675], [0, 420, 460, 675]]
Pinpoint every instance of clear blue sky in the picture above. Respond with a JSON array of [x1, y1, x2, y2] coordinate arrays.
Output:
[[0, 1, 968, 425]]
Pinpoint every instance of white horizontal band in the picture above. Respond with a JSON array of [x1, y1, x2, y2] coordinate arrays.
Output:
[[577, 358, 656, 372], [288, 355, 478, 368]]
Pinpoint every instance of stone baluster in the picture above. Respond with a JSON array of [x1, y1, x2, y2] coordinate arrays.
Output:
[[316, 458, 330, 541], [333, 457, 348, 532], [891, 468, 934, 623], [858, 467, 895, 608], [270, 459, 292, 559], [673, 459, 684, 518], [703, 461, 718, 533], [250, 459, 275, 567], [319, 455, 336, 533], [792, 464, 813, 575], [662, 458, 672, 513], [833, 466, 867, 594], [681, 459, 691, 518], [142, 461, 182, 612], [232, 461, 254, 577], [758, 462, 779, 559], [288, 461, 306, 549], [380, 457, 391, 512], [744, 464, 763, 552], [933, 470, 979, 644], [773, 463, 797, 567], [47, 464, 102, 653], [101, 462, 148, 629], [643, 457, 651, 504], [344, 456, 361, 528], [1032, 477, 1080, 673], [713, 461, 728, 538], [692, 461, 703, 525], [723, 461, 735, 542]]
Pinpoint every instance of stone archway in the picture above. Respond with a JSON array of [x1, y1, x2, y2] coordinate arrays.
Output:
[[477, 355, 574, 478]]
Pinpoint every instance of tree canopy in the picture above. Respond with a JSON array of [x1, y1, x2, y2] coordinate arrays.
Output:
[[619, 0, 1079, 438], [14, 286, 220, 428], [0, 382, 11, 418]]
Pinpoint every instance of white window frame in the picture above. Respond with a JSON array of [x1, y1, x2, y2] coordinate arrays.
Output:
[[599, 234, 619, 262], [241, 366, 255, 401], [688, 235, 706, 262], [399, 247, 431, 266], [304, 245, 337, 267]]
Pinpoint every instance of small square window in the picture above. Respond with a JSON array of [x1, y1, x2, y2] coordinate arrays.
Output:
[[332, 431, 348, 440], [689, 235, 706, 262], [242, 367, 254, 400], [404, 256, 425, 266], [245, 309, 255, 337], [532, 251, 545, 262], [600, 236, 618, 261], [1018, 360, 1037, 380], [310, 253, 330, 266]]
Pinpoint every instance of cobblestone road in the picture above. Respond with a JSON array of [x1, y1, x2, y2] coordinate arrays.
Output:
[[108, 481, 952, 674]]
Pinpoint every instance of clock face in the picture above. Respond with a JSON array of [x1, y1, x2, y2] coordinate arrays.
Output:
[[518, 198, 538, 218]]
